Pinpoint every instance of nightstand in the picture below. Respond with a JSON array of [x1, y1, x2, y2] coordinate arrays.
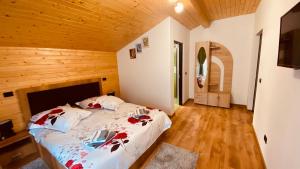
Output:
[[0, 130, 38, 169]]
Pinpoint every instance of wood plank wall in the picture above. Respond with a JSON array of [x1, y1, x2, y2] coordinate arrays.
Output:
[[0, 47, 119, 132]]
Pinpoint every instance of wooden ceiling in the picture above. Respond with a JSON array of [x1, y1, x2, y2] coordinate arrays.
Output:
[[0, 0, 260, 52], [202, 0, 261, 20]]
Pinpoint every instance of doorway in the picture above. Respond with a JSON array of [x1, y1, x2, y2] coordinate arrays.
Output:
[[252, 30, 263, 111], [174, 41, 183, 107]]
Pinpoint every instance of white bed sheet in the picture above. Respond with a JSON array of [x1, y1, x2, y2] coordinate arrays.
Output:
[[29, 103, 172, 169]]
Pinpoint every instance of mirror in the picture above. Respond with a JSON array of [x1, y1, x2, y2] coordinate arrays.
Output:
[[196, 47, 208, 88]]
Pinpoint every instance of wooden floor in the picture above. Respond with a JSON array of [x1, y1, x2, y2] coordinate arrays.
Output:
[[141, 100, 266, 169]]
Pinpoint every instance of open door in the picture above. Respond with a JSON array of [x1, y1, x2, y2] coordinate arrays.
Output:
[[174, 41, 183, 106]]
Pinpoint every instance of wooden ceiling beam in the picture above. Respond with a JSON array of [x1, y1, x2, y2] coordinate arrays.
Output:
[[190, 0, 212, 28]]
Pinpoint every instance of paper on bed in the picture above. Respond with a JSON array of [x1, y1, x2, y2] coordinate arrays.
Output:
[[82, 129, 116, 149], [128, 108, 151, 118]]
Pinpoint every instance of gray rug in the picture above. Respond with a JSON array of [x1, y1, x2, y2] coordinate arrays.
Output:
[[145, 143, 199, 169], [21, 158, 49, 169]]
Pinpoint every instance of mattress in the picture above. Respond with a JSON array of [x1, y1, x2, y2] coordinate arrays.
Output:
[[29, 103, 172, 169]]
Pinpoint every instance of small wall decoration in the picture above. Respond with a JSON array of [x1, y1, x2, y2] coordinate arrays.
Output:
[[129, 48, 136, 59], [136, 43, 142, 53], [142, 37, 149, 47]]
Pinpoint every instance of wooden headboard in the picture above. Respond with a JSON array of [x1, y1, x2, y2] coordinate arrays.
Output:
[[17, 78, 102, 125]]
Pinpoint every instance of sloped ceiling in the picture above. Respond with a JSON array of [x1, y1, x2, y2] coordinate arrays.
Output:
[[0, 0, 260, 52]]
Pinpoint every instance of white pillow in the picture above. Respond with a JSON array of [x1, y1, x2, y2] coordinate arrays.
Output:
[[95, 95, 124, 110], [29, 105, 91, 132], [30, 103, 71, 122], [75, 97, 102, 109]]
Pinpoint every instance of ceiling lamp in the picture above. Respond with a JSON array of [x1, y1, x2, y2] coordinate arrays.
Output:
[[174, 2, 184, 13]]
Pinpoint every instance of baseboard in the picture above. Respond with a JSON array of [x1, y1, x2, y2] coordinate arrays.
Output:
[[230, 103, 248, 109]]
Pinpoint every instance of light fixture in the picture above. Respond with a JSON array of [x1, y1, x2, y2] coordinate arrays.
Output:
[[174, 2, 184, 13]]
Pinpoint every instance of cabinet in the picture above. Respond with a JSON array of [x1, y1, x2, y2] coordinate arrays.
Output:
[[194, 41, 233, 108], [207, 92, 218, 106], [0, 131, 38, 169], [207, 92, 230, 108]]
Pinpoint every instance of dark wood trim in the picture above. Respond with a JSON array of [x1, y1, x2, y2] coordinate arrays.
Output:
[[16, 78, 103, 126], [174, 41, 183, 105], [252, 30, 263, 111], [231, 103, 248, 109]]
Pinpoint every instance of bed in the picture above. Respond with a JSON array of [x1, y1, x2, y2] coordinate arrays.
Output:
[[17, 78, 171, 169]]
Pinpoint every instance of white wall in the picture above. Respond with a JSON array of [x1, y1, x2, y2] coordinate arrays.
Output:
[[117, 18, 173, 114], [170, 18, 190, 105], [189, 14, 256, 105], [253, 0, 300, 169], [117, 17, 190, 115]]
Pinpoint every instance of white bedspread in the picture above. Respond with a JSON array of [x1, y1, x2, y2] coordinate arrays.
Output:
[[29, 103, 172, 169]]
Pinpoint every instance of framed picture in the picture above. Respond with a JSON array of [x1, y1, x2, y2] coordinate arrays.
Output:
[[129, 48, 136, 59], [136, 43, 142, 53], [142, 37, 149, 47]]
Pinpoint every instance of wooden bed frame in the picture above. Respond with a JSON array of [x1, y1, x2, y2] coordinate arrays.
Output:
[[32, 132, 164, 169], [17, 78, 164, 169]]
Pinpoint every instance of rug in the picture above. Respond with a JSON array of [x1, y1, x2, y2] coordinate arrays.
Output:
[[145, 143, 199, 169], [21, 158, 49, 169]]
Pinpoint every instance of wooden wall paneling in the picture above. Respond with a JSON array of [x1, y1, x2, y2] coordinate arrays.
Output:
[[0, 47, 120, 132]]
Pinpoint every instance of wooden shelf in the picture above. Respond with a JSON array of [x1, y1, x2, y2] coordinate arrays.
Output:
[[0, 131, 30, 149]]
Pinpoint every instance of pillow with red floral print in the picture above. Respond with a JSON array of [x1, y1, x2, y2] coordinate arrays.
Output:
[[29, 105, 92, 133], [75, 97, 102, 109], [95, 95, 124, 111], [30, 103, 72, 123]]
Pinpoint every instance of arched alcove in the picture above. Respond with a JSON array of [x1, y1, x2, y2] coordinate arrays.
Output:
[[194, 41, 233, 108]]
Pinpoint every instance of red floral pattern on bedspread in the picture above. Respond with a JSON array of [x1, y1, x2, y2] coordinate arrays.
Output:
[[87, 103, 101, 109], [64, 131, 130, 169], [65, 160, 83, 169], [128, 115, 153, 126]]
